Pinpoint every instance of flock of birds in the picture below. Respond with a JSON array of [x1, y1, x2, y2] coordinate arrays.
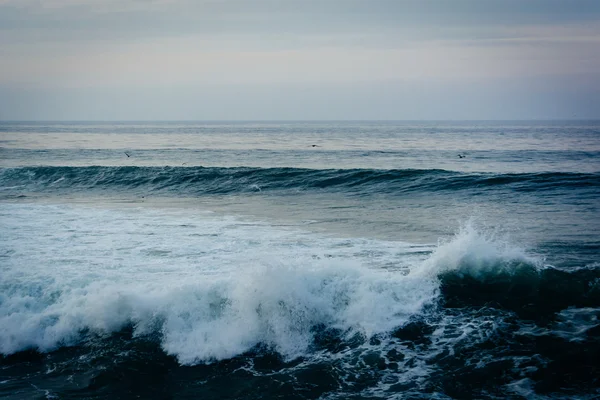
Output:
[[124, 150, 467, 159]]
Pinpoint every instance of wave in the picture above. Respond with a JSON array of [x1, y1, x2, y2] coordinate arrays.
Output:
[[2, 204, 598, 365], [1, 166, 599, 196], [420, 223, 600, 320], [0, 203, 438, 363], [0, 251, 438, 364]]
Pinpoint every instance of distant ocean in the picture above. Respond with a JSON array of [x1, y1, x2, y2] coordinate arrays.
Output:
[[1, 121, 599, 399]]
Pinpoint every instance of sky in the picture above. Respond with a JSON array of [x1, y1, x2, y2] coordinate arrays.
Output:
[[0, 0, 599, 120]]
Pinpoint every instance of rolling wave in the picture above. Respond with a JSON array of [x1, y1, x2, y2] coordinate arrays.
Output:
[[1, 166, 598, 196]]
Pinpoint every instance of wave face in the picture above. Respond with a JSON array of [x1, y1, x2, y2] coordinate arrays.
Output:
[[2, 166, 599, 196]]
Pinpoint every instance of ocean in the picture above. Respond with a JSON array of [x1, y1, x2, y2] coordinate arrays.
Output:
[[0, 121, 599, 399]]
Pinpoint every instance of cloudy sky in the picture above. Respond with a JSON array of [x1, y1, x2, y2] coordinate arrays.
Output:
[[0, 0, 599, 120]]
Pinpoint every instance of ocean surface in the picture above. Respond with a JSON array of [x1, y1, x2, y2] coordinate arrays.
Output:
[[1, 121, 599, 399]]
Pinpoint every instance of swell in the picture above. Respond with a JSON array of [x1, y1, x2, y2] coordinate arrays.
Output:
[[440, 264, 600, 321], [1, 166, 599, 196]]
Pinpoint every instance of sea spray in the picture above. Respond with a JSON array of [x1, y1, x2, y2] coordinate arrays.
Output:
[[1, 203, 561, 366], [416, 219, 542, 279], [0, 203, 439, 362]]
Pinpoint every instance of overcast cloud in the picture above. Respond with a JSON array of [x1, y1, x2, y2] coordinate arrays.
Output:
[[0, 0, 598, 120]]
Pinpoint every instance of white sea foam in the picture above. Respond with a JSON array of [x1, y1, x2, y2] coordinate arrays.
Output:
[[0, 204, 535, 364], [417, 219, 541, 279]]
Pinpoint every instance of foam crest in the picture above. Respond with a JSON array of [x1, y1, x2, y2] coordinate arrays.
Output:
[[0, 204, 438, 364], [0, 204, 547, 365], [415, 219, 541, 279], [161, 262, 436, 363], [0, 262, 437, 364]]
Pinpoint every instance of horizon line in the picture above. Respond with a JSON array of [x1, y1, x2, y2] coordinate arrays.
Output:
[[1, 119, 599, 123]]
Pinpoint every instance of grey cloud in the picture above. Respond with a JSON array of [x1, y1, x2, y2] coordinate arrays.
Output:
[[2, 0, 599, 44], [1, 0, 598, 120]]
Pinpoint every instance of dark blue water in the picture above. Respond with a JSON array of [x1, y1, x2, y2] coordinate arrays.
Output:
[[1, 121, 599, 399]]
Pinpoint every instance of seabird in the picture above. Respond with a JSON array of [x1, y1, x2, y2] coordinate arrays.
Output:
[[125, 152, 131, 158], [311, 144, 320, 148], [458, 154, 466, 158]]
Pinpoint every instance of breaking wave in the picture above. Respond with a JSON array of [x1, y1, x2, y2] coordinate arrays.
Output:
[[2, 206, 597, 367]]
